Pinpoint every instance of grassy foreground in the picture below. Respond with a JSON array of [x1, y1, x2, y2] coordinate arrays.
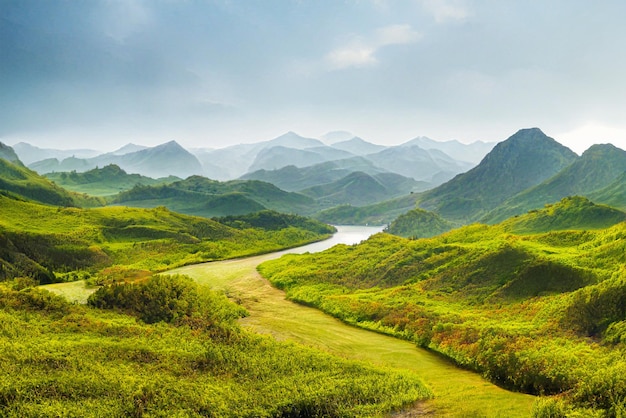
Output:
[[170, 253, 535, 417]]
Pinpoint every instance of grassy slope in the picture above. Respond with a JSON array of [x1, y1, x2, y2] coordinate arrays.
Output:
[[0, 277, 430, 417], [112, 176, 317, 217], [45, 164, 180, 196], [0, 195, 334, 282], [259, 198, 626, 415], [385, 207, 456, 238], [0, 158, 103, 207], [169, 252, 535, 417]]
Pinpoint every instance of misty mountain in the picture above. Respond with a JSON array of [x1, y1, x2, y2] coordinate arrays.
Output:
[[483, 143, 626, 223], [242, 157, 392, 191], [402, 137, 495, 164], [300, 171, 424, 207], [12, 142, 100, 165], [365, 145, 474, 184], [330, 137, 386, 156], [105, 143, 149, 156], [320, 131, 355, 143], [27, 140, 203, 179], [247, 145, 355, 172], [589, 171, 626, 211], [416, 128, 579, 223]]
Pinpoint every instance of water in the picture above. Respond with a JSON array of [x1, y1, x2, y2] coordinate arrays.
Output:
[[274, 225, 385, 257]]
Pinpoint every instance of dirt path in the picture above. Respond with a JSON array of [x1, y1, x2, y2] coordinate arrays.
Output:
[[169, 252, 535, 417]]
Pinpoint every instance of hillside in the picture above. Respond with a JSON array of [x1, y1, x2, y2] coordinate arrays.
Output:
[[314, 193, 421, 225], [417, 128, 578, 223], [45, 164, 180, 196], [330, 136, 387, 155], [300, 171, 424, 207], [0, 194, 334, 283], [247, 145, 354, 172], [589, 171, 626, 210], [259, 197, 626, 415], [112, 175, 316, 217], [483, 144, 626, 223], [0, 142, 22, 163], [402, 136, 495, 164], [0, 157, 102, 207], [384, 207, 455, 238]]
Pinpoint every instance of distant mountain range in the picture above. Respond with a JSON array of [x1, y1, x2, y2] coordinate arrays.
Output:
[[13, 131, 494, 188]]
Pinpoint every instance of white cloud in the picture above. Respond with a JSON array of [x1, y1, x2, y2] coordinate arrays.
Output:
[[325, 24, 421, 70], [420, 0, 470, 23]]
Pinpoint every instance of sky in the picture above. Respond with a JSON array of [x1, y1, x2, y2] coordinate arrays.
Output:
[[2, 0, 626, 154]]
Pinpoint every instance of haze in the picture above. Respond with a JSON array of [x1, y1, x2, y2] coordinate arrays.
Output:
[[2, 0, 626, 154]]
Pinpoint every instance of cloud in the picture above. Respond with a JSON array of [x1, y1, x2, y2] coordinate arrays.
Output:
[[420, 0, 470, 23], [325, 24, 421, 70]]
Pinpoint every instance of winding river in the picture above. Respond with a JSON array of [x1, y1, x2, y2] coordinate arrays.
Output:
[[169, 226, 535, 417]]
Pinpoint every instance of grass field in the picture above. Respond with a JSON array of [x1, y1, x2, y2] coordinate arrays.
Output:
[[169, 253, 535, 417]]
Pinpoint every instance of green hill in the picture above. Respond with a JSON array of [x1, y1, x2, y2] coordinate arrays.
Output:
[[314, 193, 421, 225], [385, 207, 456, 238], [45, 164, 180, 196], [484, 144, 626, 223], [502, 196, 626, 234], [417, 128, 578, 223], [0, 157, 102, 207], [589, 171, 626, 210], [112, 175, 316, 217], [259, 197, 626, 415], [301, 171, 419, 207], [0, 194, 334, 283]]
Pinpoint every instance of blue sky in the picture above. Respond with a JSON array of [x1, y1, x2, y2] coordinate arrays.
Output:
[[2, 0, 626, 153]]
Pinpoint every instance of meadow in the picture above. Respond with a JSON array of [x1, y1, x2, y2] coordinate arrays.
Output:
[[259, 197, 626, 416]]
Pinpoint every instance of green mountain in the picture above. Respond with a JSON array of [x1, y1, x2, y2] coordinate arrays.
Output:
[[589, 171, 626, 210], [301, 171, 423, 207], [0, 142, 21, 163], [112, 175, 316, 217], [0, 157, 102, 207], [484, 144, 626, 223], [46, 164, 180, 196], [417, 128, 578, 223], [241, 157, 391, 191], [314, 193, 421, 225], [384, 207, 455, 238]]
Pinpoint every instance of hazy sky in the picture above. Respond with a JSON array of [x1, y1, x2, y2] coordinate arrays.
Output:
[[2, 0, 626, 153]]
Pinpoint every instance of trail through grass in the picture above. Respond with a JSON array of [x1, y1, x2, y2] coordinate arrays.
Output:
[[170, 251, 535, 417]]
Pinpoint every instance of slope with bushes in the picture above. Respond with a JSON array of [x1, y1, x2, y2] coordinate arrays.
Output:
[[259, 197, 626, 415]]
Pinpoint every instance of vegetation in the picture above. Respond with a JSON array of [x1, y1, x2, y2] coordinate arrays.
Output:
[[45, 164, 180, 196], [0, 194, 333, 284], [0, 158, 103, 207], [385, 207, 456, 238], [111, 176, 316, 217], [259, 196, 626, 415], [314, 193, 421, 225], [0, 276, 430, 417]]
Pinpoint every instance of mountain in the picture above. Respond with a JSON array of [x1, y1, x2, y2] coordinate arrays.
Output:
[[320, 131, 355, 143], [247, 145, 355, 173], [314, 193, 422, 225], [484, 143, 626, 223], [12, 142, 100, 165], [589, 172, 626, 210], [192, 132, 328, 180], [365, 145, 474, 184], [106, 143, 149, 156], [0, 157, 101, 207], [0, 142, 21, 164], [112, 175, 316, 217], [416, 128, 579, 223], [28, 140, 203, 179], [300, 171, 422, 207], [45, 164, 180, 196], [330, 137, 386, 156], [401, 137, 495, 164], [384, 207, 455, 238]]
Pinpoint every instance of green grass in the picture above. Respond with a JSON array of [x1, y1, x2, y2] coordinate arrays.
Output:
[[258, 198, 626, 415], [169, 252, 535, 417]]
